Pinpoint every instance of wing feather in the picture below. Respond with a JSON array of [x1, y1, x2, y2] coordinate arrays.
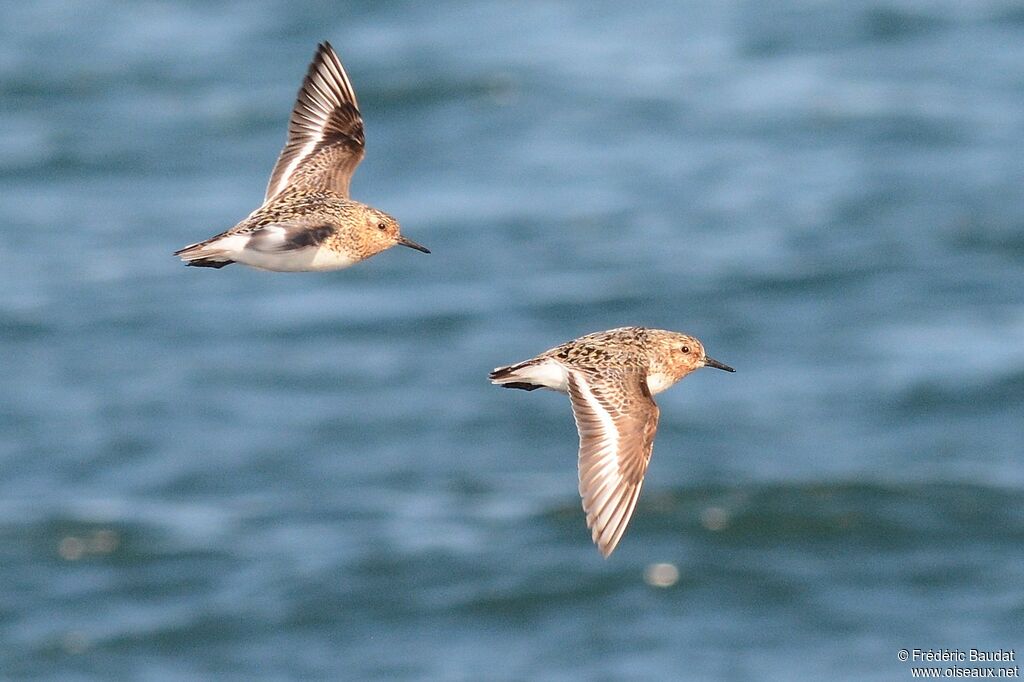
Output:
[[265, 42, 366, 201], [568, 369, 660, 557]]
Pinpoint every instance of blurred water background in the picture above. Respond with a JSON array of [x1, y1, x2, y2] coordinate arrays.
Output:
[[1, 1, 1022, 679]]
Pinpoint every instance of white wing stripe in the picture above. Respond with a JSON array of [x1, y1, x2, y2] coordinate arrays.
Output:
[[271, 139, 320, 198], [572, 372, 619, 449]]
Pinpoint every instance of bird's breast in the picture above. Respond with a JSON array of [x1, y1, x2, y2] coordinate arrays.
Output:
[[645, 372, 675, 395]]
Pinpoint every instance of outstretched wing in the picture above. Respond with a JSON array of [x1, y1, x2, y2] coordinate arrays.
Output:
[[568, 369, 660, 558], [265, 42, 365, 201]]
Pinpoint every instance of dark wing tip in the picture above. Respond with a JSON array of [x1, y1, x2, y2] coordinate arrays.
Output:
[[305, 40, 359, 114], [316, 41, 337, 64]]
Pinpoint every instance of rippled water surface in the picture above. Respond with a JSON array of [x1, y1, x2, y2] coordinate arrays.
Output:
[[2, 1, 1022, 679]]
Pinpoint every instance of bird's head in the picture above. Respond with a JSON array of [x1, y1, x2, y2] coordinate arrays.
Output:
[[363, 208, 430, 256], [650, 330, 735, 387]]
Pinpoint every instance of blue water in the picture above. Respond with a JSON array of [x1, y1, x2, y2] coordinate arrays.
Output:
[[2, 1, 1022, 679]]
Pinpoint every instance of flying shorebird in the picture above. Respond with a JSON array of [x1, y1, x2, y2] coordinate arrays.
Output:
[[489, 327, 735, 557], [175, 42, 429, 271]]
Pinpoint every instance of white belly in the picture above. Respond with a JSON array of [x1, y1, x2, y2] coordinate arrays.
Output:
[[215, 235, 356, 272]]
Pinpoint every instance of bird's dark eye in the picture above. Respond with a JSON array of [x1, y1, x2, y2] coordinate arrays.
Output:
[[377, 222, 386, 231], [681, 345, 690, 354]]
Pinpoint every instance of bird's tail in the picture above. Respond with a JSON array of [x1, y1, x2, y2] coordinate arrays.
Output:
[[489, 360, 543, 391], [174, 239, 235, 269]]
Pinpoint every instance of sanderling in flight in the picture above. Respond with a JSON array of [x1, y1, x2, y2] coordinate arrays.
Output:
[[490, 326, 734, 557], [176, 42, 429, 271]]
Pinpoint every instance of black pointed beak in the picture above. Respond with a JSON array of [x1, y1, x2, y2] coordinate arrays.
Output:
[[704, 356, 735, 372], [396, 235, 430, 254]]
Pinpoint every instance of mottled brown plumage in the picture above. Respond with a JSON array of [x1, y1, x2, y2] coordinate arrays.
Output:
[[490, 327, 734, 557], [175, 42, 428, 271]]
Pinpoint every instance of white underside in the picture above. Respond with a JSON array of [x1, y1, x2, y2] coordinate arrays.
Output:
[[198, 234, 356, 272]]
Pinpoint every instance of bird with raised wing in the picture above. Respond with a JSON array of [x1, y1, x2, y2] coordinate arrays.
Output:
[[489, 327, 734, 557], [175, 42, 429, 271]]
